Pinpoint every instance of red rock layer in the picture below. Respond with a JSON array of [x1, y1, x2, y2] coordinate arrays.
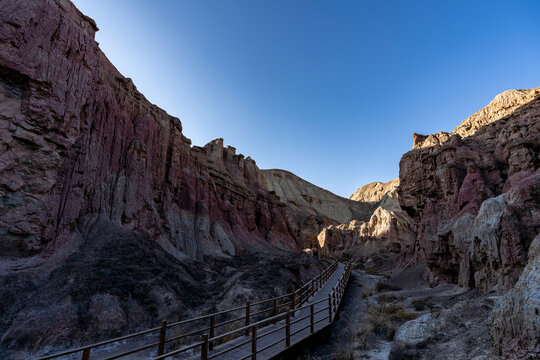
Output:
[[0, 0, 299, 261], [398, 87, 540, 291]]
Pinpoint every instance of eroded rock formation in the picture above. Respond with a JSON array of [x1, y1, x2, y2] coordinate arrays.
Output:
[[399, 87, 540, 291], [349, 178, 399, 203], [488, 233, 540, 357], [317, 179, 415, 259], [0, 1, 330, 356], [262, 169, 376, 248], [0, 0, 305, 262]]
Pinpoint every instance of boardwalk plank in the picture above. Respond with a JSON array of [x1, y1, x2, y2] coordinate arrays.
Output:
[[186, 263, 347, 360]]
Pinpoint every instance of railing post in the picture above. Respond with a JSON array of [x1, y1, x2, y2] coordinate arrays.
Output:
[[251, 325, 257, 360], [332, 288, 336, 311], [209, 315, 215, 350], [81, 349, 90, 360], [201, 334, 208, 360], [245, 301, 251, 336], [286, 309, 291, 347], [328, 293, 332, 322], [291, 292, 296, 317], [272, 298, 278, 324], [158, 320, 167, 355], [310, 304, 314, 333]]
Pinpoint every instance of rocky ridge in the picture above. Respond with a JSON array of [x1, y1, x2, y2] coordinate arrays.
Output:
[[262, 169, 376, 248], [0, 0, 304, 263], [398, 86, 540, 358], [317, 179, 415, 261], [399, 86, 540, 290], [349, 178, 399, 203]]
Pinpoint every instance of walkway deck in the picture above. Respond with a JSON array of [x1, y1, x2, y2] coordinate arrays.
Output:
[[201, 262, 348, 360], [38, 260, 352, 360]]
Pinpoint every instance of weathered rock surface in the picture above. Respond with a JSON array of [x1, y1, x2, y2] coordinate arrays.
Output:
[[262, 169, 376, 248], [349, 178, 399, 203], [399, 86, 540, 291], [0, 0, 332, 356], [317, 179, 415, 259], [0, 218, 324, 358], [413, 87, 540, 149], [488, 233, 540, 358], [0, 0, 304, 262]]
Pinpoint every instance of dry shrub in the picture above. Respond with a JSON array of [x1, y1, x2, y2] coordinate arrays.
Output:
[[375, 282, 402, 292]]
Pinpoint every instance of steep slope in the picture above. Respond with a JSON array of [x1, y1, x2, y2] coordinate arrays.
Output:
[[413, 87, 540, 149], [349, 178, 399, 203], [0, 0, 301, 262], [0, 1, 330, 356], [399, 87, 540, 292], [261, 169, 376, 248]]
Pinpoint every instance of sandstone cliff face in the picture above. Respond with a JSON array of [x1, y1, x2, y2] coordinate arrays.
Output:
[[349, 178, 399, 203], [413, 87, 540, 149], [399, 87, 540, 291], [317, 179, 415, 259], [262, 169, 376, 248], [0, 0, 301, 262]]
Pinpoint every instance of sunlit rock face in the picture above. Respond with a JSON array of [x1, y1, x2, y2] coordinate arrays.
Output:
[[317, 179, 415, 259], [349, 178, 399, 203], [412, 87, 540, 149], [398, 86, 540, 291], [0, 0, 305, 261], [262, 169, 377, 248]]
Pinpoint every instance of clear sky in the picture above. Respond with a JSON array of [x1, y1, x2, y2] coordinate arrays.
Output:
[[73, 0, 540, 198]]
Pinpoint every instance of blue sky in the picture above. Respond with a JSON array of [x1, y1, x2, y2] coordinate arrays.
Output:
[[73, 0, 540, 197]]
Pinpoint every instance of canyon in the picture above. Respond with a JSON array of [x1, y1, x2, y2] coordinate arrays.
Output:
[[0, 0, 538, 359]]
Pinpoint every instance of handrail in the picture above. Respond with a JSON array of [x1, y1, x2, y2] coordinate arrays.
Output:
[[39, 260, 341, 360], [188, 261, 353, 360]]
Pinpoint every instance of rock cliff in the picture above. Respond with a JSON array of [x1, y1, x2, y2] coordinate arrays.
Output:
[[0, 0, 303, 262], [413, 87, 540, 149], [488, 233, 540, 357], [262, 169, 376, 248], [349, 178, 399, 203], [399, 87, 540, 291], [0, 1, 331, 355], [317, 178, 415, 260]]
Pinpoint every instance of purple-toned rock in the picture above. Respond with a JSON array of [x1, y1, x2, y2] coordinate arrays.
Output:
[[0, 0, 303, 262], [398, 87, 540, 291]]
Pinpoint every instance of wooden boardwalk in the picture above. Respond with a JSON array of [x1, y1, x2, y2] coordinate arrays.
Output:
[[38, 260, 352, 360], [198, 262, 350, 360]]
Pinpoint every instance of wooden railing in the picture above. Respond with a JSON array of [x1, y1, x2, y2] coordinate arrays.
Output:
[[156, 262, 352, 360], [38, 261, 345, 360]]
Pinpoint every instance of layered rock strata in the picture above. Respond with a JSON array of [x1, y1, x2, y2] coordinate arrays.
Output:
[[399, 87, 540, 291], [488, 233, 540, 358], [262, 169, 376, 248], [0, 0, 303, 262], [317, 179, 415, 259]]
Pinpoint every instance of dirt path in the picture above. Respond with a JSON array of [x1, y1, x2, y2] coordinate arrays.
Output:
[[296, 264, 497, 360]]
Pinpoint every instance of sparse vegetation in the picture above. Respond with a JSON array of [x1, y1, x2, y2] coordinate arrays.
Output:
[[377, 294, 398, 303], [375, 281, 402, 292], [334, 347, 355, 360], [358, 301, 418, 342], [412, 297, 432, 311], [364, 267, 379, 275], [365, 302, 397, 339], [361, 290, 373, 298]]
